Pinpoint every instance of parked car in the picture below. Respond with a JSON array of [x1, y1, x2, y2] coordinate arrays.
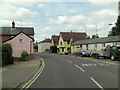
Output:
[[75, 49, 90, 57], [92, 45, 120, 60]]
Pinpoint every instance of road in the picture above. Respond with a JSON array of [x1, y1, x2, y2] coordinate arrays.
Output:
[[22, 53, 119, 89]]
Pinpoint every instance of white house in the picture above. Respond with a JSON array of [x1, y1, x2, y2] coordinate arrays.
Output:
[[38, 38, 51, 52]]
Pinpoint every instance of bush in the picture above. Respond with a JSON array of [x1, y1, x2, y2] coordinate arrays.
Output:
[[50, 45, 57, 53], [45, 49, 49, 51], [34, 44, 38, 52], [2, 43, 13, 67], [21, 51, 28, 61]]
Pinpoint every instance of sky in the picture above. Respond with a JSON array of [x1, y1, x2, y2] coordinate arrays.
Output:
[[0, 0, 119, 42]]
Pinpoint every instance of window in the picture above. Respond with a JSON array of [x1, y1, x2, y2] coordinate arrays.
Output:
[[61, 42, 62, 45], [102, 43, 105, 47], [112, 42, 117, 45], [86, 44, 88, 50], [94, 44, 97, 49], [19, 39, 22, 42], [67, 41, 69, 44], [80, 45, 82, 48]]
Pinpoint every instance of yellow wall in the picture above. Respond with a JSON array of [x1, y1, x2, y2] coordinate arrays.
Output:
[[71, 45, 79, 54], [58, 34, 72, 54]]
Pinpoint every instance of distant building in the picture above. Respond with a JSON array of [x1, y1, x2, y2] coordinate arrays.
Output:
[[38, 38, 51, 52], [0, 21, 34, 43], [58, 31, 87, 54]]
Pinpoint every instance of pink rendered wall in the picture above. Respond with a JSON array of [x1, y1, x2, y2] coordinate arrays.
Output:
[[51, 39, 54, 46], [8, 33, 34, 57]]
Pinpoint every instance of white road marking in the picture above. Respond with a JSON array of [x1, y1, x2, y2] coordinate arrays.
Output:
[[75, 64, 85, 72], [66, 60, 72, 63], [2, 68, 7, 71], [91, 77, 104, 90], [105, 62, 117, 65]]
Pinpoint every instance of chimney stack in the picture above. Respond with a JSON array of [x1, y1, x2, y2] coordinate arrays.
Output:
[[12, 21, 15, 28]]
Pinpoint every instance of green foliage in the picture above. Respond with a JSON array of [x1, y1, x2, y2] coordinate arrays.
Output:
[[34, 44, 38, 49], [2, 43, 14, 66], [50, 45, 57, 53], [111, 16, 120, 36], [34, 44, 38, 52], [45, 49, 49, 51], [21, 51, 28, 61]]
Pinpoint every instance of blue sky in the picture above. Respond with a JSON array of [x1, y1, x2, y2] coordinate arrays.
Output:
[[0, 0, 118, 42]]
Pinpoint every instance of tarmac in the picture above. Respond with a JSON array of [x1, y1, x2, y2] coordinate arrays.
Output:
[[2, 54, 42, 88]]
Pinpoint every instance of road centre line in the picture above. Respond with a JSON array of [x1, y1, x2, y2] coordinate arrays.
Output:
[[66, 60, 72, 63], [22, 58, 45, 89], [105, 62, 117, 65], [75, 64, 85, 72], [91, 77, 104, 90]]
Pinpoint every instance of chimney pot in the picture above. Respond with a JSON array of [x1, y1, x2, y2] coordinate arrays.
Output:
[[12, 21, 15, 28]]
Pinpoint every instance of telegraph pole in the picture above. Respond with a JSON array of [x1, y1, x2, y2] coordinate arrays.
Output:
[[96, 25, 97, 34]]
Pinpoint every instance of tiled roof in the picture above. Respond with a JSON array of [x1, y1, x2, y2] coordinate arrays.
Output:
[[0, 27, 34, 35], [39, 38, 51, 43], [51, 35, 59, 44], [60, 32, 87, 42], [72, 35, 120, 45]]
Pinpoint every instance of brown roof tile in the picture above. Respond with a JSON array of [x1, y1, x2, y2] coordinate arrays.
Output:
[[51, 35, 59, 44], [60, 32, 87, 42]]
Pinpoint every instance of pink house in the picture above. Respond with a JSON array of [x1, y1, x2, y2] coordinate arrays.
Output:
[[3, 32, 34, 57], [51, 35, 59, 46]]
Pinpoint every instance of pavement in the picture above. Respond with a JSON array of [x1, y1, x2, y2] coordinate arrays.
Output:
[[21, 53, 119, 89], [2, 53, 42, 88]]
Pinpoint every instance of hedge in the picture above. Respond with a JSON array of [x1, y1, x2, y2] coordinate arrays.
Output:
[[2, 43, 13, 67]]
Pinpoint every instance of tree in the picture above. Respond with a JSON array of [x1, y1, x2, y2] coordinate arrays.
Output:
[[111, 16, 120, 36], [50, 45, 57, 53]]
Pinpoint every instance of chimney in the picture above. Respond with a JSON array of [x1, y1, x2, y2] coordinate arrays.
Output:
[[12, 21, 15, 28]]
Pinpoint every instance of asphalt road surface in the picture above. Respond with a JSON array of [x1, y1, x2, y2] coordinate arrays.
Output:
[[24, 53, 119, 89]]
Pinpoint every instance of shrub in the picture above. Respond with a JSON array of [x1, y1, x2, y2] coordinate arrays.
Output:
[[21, 51, 28, 61], [2, 43, 13, 66], [34, 44, 38, 52], [50, 45, 57, 53], [45, 49, 49, 51]]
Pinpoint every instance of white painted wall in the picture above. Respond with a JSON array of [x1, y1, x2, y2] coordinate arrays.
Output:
[[38, 42, 51, 52]]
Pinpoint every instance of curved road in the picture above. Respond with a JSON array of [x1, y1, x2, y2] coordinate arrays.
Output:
[[23, 53, 119, 89]]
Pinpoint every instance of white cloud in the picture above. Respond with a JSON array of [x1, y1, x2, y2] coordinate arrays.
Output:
[[90, 9, 118, 22], [38, 4, 44, 8], [69, 9, 77, 14], [88, 0, 118, 5], [49, 15, 93, 25]]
